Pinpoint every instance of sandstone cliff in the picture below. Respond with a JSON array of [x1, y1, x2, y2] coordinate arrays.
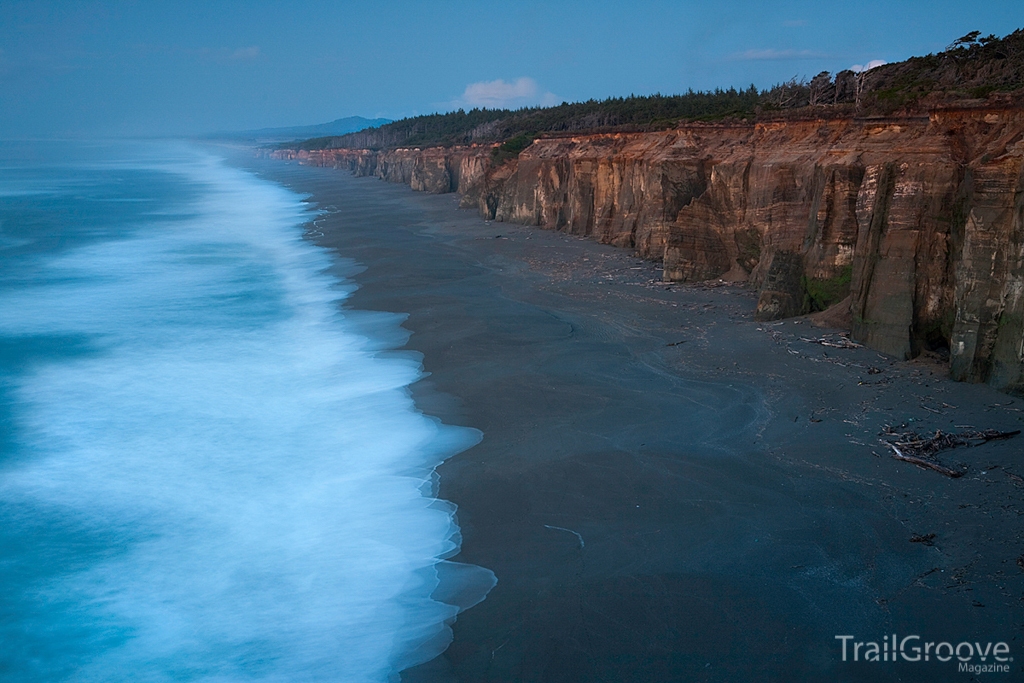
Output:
[[270, 108, 1024, 393]]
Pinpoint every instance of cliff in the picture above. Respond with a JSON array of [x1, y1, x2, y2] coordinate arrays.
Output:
[[269, 107, 1024, 393]]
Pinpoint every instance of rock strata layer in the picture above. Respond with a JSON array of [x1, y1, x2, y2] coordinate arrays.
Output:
[[270, 108, 1024, 392]]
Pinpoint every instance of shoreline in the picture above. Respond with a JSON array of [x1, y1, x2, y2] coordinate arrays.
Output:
[[242, 154, 1024, 682]]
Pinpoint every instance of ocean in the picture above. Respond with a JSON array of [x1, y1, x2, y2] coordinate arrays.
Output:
[[0, 140, 493, 682]]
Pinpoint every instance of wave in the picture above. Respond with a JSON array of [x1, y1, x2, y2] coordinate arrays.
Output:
[[0, 142, 493, 682]]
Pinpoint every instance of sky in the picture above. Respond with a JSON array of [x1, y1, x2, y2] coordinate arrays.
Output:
[[0, 0, 1021, 138]]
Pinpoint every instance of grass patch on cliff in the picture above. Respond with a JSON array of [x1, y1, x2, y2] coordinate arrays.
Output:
[[491, 133, 535, 166], [802, 265, 852, 312]]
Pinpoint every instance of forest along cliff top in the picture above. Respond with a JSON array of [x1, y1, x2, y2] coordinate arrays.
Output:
[[286, 28, 1024, 154]]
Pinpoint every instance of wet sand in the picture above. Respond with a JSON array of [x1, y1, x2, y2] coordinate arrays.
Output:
[[244, 156, 1024, 682]]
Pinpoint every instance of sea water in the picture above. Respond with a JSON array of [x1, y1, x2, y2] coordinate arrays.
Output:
[[0, 140, 493, 682]]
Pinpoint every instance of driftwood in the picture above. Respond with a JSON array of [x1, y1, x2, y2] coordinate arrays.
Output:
[[882, 428, 1020, 478], [800, 335, 864, 349], [887, 443, 965, 477], [889, 429, 1020, 457]]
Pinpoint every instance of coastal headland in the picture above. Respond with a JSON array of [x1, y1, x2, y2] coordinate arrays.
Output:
[[243, 154, 1024, 682], [269, 106, 1024, 394]]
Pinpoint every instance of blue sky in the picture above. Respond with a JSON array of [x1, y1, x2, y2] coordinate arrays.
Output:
[[0, 1, 1020, 137]]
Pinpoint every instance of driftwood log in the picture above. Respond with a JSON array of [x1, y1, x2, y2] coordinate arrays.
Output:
[[882, 429, 1020, 478], [890, 429, 1020, 456], [886, 443, 964, 478], [800, 335, 864, 349]]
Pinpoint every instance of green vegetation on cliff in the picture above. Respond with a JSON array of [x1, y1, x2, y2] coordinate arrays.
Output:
[[858, 30, 1024, 112], [803, 266, 853, 313], [297, 29, 1023, 153], [491, 133, 537, 165]]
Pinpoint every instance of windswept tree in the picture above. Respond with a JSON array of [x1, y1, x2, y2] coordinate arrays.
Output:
[[808, 71, 833, 106]]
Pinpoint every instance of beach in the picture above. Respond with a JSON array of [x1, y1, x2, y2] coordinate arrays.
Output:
[[246, 156, 1024, 682]]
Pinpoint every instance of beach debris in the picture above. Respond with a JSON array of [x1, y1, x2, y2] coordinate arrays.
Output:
[[881, 428, 1020, 478], [886, 428, 1020, 456], [886, 442, 965, 477], [910, 533, 936, 546], [800, 334, 863, 349]]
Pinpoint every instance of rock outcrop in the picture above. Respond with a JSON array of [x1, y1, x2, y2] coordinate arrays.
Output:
[[269, 107, 1024, 392]]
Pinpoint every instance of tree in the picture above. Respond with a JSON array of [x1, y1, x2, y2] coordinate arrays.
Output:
[[947, 30, 981, 50], [808, 71, 833, 106]]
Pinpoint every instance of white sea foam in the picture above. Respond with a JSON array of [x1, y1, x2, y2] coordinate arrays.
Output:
[[0, 144, 493, 681]]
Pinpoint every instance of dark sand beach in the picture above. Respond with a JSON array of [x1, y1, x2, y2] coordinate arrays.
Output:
[[244, 157, 1024, 682]]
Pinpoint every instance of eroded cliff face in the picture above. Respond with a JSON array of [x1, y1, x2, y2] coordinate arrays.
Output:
[[270, 109, 1024, 392], [277, 145, 492, 195]]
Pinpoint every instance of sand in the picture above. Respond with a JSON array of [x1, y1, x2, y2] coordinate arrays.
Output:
[[242, 156, 1024, 683]]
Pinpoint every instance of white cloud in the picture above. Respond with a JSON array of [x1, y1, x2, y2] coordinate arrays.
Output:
[[190, 46, 261, 62], [734, 48, 826, 61], [457, 77, 559, 109], [850, 59, 886, 73], [228, 46, 261, 61]]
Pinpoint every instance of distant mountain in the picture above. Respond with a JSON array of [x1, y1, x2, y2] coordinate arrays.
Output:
[[213, 116, 392, 141]]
